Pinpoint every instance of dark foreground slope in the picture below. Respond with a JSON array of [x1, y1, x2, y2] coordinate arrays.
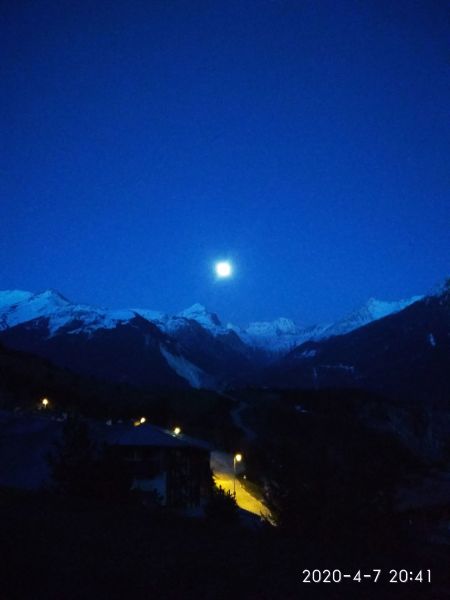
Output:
[[0, 343, 241, 450], [1, 489, 449, 600], [0, 340, 170, 417], [0, 315, 189, 389]]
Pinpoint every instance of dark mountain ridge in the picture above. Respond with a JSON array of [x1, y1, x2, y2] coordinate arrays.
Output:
[[269, 285, 450, 405]]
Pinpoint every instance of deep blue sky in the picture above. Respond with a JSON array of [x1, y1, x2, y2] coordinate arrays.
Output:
[[1, 1, 449, 325]]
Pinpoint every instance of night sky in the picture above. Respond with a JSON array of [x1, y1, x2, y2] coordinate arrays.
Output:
[[1, 1, 449, 326]]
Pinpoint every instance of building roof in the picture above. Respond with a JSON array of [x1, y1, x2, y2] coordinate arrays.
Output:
[[0, 410, 211, 491], [95, 422, 211, 451]]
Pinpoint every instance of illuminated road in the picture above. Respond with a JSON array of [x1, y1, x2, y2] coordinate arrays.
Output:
[[210, 451, 271, 520]]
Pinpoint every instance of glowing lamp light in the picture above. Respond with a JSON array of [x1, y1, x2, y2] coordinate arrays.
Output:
[[233, 453, 243, 495], [173, 427, 181, 436], [215, 261, 232, 278], [41, 398, 49, 408], [140, 417, 146, 424]]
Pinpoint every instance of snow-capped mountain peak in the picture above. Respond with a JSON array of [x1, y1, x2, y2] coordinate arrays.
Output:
[[246, 317, 298, 336], [0, 289, 69, 310], [324, 295, 424, 337], [0, 288, 425, 355], [364, 296, 422, 319], [37, 289, 71, 304], [231, 317, 329, 354], [228, 295, 424, 354], [0, 289, 135, 335], [0, 290, 229, 341], [178, 303, 222, 329]]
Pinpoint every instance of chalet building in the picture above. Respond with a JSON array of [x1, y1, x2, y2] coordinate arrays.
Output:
[[100, 423, 212, 509], [0, 411, 211, 510]]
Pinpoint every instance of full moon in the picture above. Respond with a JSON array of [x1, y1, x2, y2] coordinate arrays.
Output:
[[215, 261, 233, 278]]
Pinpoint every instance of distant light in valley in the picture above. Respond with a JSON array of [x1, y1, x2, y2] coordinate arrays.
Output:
[[215, 261, 232, 278]]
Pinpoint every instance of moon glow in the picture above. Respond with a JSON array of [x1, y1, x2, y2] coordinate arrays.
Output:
[[215, 261, 232, 278]]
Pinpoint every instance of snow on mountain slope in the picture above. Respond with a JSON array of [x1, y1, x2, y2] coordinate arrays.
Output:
[[0, 290, 35, 307], [0, 290, 249, 390], [160, 346, 218, 389], [323, 296, 423, 338], [228, 319, 330, 354], [131, 308, 167, 324], [0, 290, 135, 335], [132, 304, 229, 342], [229, 296, 423, 353], [0, 289, 423, 356], [177, 303, 222, 331], [247, 317, 298, 337], [269, 287, 450, 422]]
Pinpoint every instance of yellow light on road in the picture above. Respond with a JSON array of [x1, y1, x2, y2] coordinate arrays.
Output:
[[173, 427, 181, 435]]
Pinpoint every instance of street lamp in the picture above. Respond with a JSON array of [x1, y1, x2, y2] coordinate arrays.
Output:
[[173, 426, 181, 436], [233, 453, 242, 495], [41, 398, 49, 409]]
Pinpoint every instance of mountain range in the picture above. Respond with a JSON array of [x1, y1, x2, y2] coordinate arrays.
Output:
[[0, 288, 420, 381], [0, 282, 450, 456], [269, 286, 449, 398], [0, 290, 250, 390], [228, 296, 423, 353], [0, 286, 448, 405]]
